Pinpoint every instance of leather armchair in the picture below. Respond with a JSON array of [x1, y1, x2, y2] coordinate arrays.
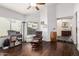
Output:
[[33, 31, 42, 43], [31, 31, 42, 49]]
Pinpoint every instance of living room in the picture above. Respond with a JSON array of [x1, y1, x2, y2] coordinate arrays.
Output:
[[0, 3, 79, 56]]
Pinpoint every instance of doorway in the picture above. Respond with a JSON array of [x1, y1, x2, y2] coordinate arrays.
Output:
[[57, 17, 73, 43]]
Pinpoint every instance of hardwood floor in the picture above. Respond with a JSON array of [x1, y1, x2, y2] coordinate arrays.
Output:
[[0, 41, 79, 56]]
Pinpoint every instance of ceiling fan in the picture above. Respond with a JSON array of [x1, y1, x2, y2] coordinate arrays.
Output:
[[27, 3, 45, 10]]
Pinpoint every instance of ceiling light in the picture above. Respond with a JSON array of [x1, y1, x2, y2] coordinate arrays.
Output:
[[30, 3, 36, 6]]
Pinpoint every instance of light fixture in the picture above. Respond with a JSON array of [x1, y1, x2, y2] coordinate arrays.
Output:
[[30, 3, 36, 6]]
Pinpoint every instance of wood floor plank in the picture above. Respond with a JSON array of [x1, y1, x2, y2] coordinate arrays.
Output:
[[0, 41, 79, 56]]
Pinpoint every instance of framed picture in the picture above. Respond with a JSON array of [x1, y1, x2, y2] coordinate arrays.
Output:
[[62, 22, 68, 28]]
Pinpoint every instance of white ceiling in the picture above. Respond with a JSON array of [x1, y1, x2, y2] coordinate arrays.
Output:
[[0, 3, 44, 15]]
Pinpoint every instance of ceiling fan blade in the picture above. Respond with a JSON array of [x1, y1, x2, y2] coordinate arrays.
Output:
[[35, 6, 39, 10], [27, 6, 31, 9], [36, 3, 45, 5]]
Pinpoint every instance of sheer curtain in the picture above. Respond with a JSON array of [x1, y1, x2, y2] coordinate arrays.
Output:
[[0, 17, 10, 37], [0, 17, 22, 37]]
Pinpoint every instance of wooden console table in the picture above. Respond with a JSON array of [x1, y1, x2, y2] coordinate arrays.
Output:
[[62, 31, 71, 36]]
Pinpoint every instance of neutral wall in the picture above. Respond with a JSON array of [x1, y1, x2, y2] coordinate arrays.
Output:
[[56, 3, 74, 18], [47, 3, 57, 41], [73, 4, 79, 50], [72, 12, 77, 45], [0, 6, 24, 20], [40, 4, 48, 41]]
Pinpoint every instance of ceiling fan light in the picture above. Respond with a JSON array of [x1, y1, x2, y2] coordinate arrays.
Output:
[[30, 3, 36, 6]]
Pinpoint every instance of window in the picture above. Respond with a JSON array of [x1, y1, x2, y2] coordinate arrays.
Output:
[[27, 22, 38, 35], [11, 19, 22, 32], [0, 17, 22, 37], [0, 17, 10, 37]]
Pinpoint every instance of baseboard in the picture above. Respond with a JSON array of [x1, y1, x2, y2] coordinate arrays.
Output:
[[57, 40, 73, 44], [57, 36, 61, 38]]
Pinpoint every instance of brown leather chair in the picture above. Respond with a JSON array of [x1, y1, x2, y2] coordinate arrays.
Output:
[[31, 31, 42, 49], [33, 31, 42, 42]]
